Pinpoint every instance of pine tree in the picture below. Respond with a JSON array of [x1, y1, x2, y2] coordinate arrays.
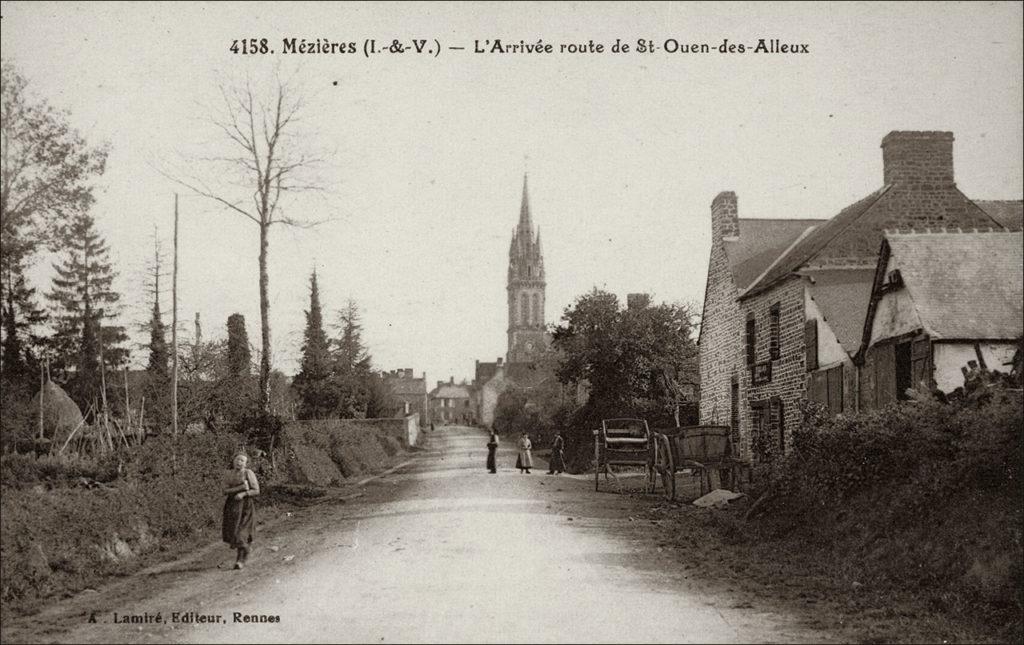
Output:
[[226, 313, 251, 377], [145, 236, 168, 378], [293, 270, 337, 419], [1, 253, 46, 379], [47, 212, 127, 408], [333, 299, 373, 418]]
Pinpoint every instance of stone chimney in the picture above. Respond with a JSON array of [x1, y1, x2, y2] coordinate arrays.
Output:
[[711, 191, 739, 241], [404, 368, 413, 379], [449, 376, 454, 385], [881, 131, 954, 188], [627, 293, 650, 310], [497, 357, 503, 366]]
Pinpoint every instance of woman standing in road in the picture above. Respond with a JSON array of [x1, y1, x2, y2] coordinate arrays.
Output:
[[222, 451, 260, 570], [486, 429, 499, 474], [517, 433, 533, 474]]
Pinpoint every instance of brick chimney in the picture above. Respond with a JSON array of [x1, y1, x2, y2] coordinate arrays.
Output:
[[711, 191, 739, 241], [881, 131, 954, 188], [404, 368, 413, 378]]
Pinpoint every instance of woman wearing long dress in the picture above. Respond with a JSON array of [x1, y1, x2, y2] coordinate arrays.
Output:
[[517, 433, 533, 474], [222, 452, 260, 570], [548, 431, 566, 474], [486, 430, 499, 474]]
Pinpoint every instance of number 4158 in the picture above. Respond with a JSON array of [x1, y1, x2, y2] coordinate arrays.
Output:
[[230, 39, 270, 54]]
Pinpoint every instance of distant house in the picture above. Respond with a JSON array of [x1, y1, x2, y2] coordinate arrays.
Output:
[[429, 378, 475, 425], [699, 130, 1015, 462], [383, 368, 429, 422], [474, 358, 552, 427], [858, 230, 1023, 403]]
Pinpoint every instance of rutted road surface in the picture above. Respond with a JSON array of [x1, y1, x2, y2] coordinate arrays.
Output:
[[5, 426, 833, 644]]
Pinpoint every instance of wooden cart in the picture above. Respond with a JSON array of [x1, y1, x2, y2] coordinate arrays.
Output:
[[593, 418, 656, 494], [652, 425, 749, 500]]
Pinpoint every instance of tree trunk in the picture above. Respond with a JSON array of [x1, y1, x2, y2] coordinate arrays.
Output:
[[258, 223, 272, 413]]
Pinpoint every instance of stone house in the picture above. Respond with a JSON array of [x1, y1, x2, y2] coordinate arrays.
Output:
[[383, 368, 429, 422], [858, 230, 1023, 403], [699, 131, 1012, 462], [429, 378, 475, 425]]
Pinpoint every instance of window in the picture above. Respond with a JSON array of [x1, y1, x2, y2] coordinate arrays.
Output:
[[769, 303, 781, 360], [531, 293, 540, 326], [520, 293, 529, 325], [745, 316, 756, 366]]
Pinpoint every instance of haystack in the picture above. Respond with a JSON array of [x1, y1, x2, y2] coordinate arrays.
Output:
[[29, 380, 85, 442]]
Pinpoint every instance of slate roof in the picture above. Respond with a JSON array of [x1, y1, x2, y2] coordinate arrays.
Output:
[[430, 384, 472, 399], [884, 231, 1023, 340], [723, 218, 825, 290], [802, 268, 877, 354], [976, 200, 1023, 231], [474, 361, 500, 385], [740, 186, 893, 298], [387, 377, 426, 396]]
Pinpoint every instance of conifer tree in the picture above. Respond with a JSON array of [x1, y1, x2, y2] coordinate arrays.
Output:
[[1, 255, 46, 379], [47, 212, 127, 407], [226, 313, 251, 377], [333, 299, 373, 418], [293, 270, 337, 419], [145, 238, 168, 379]]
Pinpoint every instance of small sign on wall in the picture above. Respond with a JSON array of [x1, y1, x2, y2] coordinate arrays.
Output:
[[753, 360, 773, 386]]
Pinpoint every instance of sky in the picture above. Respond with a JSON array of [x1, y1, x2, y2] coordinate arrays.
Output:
[[3, 1, 1022, 385]]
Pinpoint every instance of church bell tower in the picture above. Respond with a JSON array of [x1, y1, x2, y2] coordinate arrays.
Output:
[[507, 175, 547, 363]]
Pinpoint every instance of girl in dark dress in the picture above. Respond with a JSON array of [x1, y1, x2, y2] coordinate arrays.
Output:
[[486, 430, 499, 473], [222, 452, 259, 570]]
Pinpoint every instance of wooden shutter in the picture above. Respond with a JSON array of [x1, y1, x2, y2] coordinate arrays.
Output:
[[804, 319, 818, 371], [746, 317, 756, 366], [827, 365, 844, 412], [770, 397, 785, 455], [808, 370, 828, 405], [860, 349, 876, 411], [875, 344, 896, 405]]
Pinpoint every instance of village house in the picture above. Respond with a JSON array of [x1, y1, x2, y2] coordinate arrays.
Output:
[[858, 230, 1023, 403], [382, 369, 429, 423], [429, 377, 475, 425], [699, 130, 1017, 462]]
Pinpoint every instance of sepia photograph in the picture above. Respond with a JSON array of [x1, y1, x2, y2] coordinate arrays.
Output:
[[1, 2, 1022, 643]]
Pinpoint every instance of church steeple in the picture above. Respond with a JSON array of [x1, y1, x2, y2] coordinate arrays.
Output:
[[519, 174, 532, 232], [507, 174, 547, 364]]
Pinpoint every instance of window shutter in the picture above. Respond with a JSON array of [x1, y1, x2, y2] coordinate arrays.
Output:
[[746, 317, 756, 366], [808, 370, 828, 404], [804, 319, 818, 371], [769, 303, 781, 360], [827, 365, 844, 412]]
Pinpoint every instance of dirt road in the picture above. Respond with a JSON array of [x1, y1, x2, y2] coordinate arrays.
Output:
[[4, 426, 834, 643]]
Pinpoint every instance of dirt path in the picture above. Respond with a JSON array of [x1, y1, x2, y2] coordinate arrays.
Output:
[[2, 426, 836, 644]]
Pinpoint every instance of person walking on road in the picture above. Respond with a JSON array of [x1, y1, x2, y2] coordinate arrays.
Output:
[[222, 451, 260, 570], [548, 431, 566, 475], [517, 433, 533, 474], [486, 429, 499, 474]]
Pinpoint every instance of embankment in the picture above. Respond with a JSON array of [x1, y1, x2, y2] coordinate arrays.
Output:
[[0, 415, 421, 620]]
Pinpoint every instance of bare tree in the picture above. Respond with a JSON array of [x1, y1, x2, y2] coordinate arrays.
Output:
[[167, 70, 326, 413]]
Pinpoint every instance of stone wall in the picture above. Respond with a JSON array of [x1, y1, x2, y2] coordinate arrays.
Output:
[[698, 192, 750, 456], [740, 276, 807, 461]]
